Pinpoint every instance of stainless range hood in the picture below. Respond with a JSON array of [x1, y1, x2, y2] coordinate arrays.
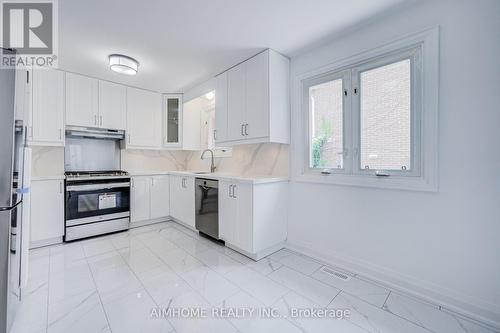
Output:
[[65, 126, 125, 140]]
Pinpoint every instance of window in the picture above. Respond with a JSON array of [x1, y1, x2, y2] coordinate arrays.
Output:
[[302, 41, 434, 188], [297, 28, 438, 191], [309, 76, 344, 170], [359, 59, 411, 171]]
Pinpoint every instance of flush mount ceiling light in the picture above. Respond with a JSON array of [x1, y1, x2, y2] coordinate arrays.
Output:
[[108, 54, 139, 75]]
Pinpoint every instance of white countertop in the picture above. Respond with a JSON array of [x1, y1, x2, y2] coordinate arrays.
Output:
[[128, 170, 289, 184], [35, 171, 289, 184]]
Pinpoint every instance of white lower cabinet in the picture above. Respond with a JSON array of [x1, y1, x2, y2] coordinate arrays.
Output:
[[132, 173, 287, 260], [150, 176, 170, 219], [30, 179, 64, 248], [219, 181, 253, 252], [131, 175, 170, 226], [130, 176, 151, 223], [219, 180, 288, 259], [169, 175, 195, 228]]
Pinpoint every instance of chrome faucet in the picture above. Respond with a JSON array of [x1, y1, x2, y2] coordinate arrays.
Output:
[[201, 149, 216, 173]]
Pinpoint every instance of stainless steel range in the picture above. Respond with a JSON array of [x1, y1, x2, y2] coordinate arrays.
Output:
[[64, 170, 131, 241]]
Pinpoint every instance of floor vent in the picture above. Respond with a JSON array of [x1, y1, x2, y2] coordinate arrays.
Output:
[[320, 266, 352, 281]]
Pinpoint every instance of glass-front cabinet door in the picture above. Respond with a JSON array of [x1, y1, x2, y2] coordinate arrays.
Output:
[[163, 94, 183, 147]]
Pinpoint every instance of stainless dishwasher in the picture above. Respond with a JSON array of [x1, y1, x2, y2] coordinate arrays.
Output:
[[195, 178, 219, 240]]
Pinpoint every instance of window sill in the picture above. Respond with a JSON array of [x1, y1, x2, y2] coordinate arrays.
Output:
[[294, 172, 438, 192]]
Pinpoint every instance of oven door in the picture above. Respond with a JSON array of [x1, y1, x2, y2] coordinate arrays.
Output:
[[65, 179, 130, 226]]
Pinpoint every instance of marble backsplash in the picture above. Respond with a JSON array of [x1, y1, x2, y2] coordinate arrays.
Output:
[[31, 146, 65, 177], [185, 143, 289, 177], [120, 149, 188, 172], [30, 143, 289, 177]]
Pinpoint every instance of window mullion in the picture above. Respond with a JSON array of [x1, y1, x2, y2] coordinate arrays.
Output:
[[350, 68, 361, 175]]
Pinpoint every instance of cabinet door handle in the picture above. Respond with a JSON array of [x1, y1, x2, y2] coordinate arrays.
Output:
[[94, 115, 98, 126], [229, 185, 233, 198], [244, 124, 248, 136], [213, 130, 217, 141], [128, 134, 131, 144], [100, 116, 103, 126], [232, 184, 237, 198], [59, 181, 63, 193], [240, 124, 244, 136], [29, 126, 33, 138], [59, 129, 62, 140]]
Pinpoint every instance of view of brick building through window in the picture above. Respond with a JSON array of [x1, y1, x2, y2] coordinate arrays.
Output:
[[309, 78, 344, 169], [360, 59, 411, 170], [309, 58, 411, 171]]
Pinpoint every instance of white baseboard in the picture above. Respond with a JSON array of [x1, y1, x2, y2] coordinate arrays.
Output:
[[286, 239, 500, 330], [226, 241, 285, 261], [129, 217, 170, 228], [30, 237, 62, 249]]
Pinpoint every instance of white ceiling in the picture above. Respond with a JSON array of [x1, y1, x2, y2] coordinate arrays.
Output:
[[59, 0, 409, 93]]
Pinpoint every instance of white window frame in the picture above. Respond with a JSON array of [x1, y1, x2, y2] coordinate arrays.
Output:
[[352, 46, 422, 178], [293, 27, 439, 191], [304, 69, 351, 174]]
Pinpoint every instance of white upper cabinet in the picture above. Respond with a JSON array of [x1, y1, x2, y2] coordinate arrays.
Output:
[[126, 87, 163, 149], [65, 73, 98, 128], [98, 80, 126, 130], [66, 73, 126, 130], [182, 97, 201, 151], [163, 94, 183, 148], [226, 64, 246, 141], [29, 69, 65, 146], [215, 73, 228, 142], [215, 49, 290, 145], [245, 51, 269, 139]]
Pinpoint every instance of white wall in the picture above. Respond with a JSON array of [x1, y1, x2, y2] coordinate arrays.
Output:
[[287, 0, 500, 328]]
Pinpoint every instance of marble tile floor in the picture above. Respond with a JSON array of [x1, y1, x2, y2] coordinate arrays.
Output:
[[10, 221, 499, 333]]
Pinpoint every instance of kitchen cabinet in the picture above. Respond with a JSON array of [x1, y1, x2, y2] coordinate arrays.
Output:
[[226, 64, 246, 141], [126, 87, 163, 149], [66, 74, 126, 130], [150, 175, 170, 219], [28, 69, 65, 146], [131, 175, 170, 225], [214, 72, 228, 142], [169, 175, 195, 228], [219, 181, 252, 252], [163, 94, 183, 148], [215, 49, 290, 146], [245, 52, 269, 139], [182, 96, 201, 150], [30, 179, 64, 248], [130, 176, 151, 223], [15, 68, 30, 122], [65, 72, 99, 128], [219, 179, 288, 259], [98, 80, 126, 130]]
